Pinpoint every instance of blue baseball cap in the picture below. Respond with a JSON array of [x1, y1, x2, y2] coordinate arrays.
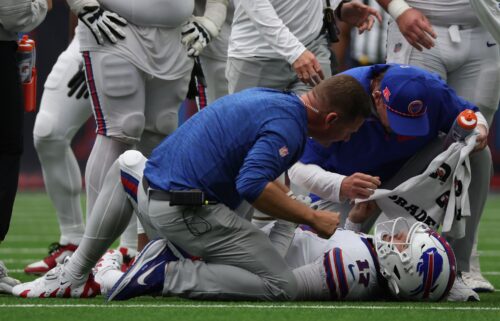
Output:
[[379, 65, 430, 136]]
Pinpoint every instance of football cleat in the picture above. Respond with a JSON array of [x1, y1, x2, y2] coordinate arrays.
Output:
[[118, 247, 137, 272], [462, 271, 495, 293], [13, 258, 100, 298], [0, 261, 20, 294], [24, 242, 78, 275], [93, 249, 124, 295], [107, 239, 178, 301], [447, 272, 480, 302]]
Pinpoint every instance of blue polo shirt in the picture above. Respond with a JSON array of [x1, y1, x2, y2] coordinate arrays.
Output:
[[300, 64, 478, 182], [144, 88, 308, 209]]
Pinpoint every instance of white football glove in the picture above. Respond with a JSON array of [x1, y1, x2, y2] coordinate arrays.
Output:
[[78, 5, 127, 45], [181, 16, 219, 57]]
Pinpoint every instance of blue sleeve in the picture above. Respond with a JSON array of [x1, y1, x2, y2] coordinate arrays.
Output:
[[430, 78, 479, 133], [236, 119, 304, 203]]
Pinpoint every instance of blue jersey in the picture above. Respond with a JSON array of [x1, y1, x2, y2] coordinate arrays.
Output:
[[300, 64, 478, 182], [145, 88, 308, 209]]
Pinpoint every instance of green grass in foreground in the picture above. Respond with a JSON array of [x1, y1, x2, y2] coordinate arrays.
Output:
[[0, 193, 499, 321]]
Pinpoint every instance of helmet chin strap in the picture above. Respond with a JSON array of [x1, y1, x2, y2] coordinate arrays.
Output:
[[388, 276, 400, 295]]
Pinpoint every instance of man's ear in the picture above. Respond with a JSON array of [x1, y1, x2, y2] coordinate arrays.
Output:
[[325, 112, 338, 126]]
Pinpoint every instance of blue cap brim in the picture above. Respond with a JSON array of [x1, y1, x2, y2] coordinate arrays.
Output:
[[386, 109, 429, 136]]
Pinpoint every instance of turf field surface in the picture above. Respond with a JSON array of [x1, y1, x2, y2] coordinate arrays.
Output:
[[1, 193, 499, 321]]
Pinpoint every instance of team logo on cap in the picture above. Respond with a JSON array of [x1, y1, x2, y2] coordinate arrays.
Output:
[[279, 146, 289, 157], [383, 86, 391, 102], [408, 100, 424, 115]]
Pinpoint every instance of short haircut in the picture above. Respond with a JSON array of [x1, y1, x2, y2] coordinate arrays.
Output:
[[312, 74, 372, 122]]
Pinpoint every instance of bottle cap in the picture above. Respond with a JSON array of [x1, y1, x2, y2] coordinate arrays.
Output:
[[457, 109, 477, 130]]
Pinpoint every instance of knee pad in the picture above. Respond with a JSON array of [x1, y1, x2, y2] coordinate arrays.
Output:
[[33, 111, 56, 140], [120, 112, 146, 142], [154, 110, 178, 136], [118, 150, 147, 178]]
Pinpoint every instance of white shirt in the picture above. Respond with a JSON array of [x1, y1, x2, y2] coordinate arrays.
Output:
[[229, 0, 333, 65], [0, 0, 48, 40]]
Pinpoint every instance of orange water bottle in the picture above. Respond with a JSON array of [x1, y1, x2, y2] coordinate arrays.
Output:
[[444, 109, 477, 149], [17, 35, 37, 112]]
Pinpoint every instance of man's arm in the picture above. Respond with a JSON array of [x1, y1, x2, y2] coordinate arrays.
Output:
[[376, 0, 436, 51], [470, 0, 500, 44], [0, 0, 49, 33], [288, 162, 380, 203], [181, 0, 228, 57]]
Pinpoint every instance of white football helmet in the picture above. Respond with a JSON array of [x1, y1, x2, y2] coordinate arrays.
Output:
[[374, 218, 456, 301]]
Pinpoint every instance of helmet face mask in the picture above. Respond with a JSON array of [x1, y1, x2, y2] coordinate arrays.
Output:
[[374, 218, 456, 301]]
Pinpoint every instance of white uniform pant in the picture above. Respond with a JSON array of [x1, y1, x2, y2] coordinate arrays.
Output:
[[386, 21, 500, 125]]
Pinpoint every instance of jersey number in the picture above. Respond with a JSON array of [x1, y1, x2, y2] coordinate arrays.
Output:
[[356, 259, 370, 287]]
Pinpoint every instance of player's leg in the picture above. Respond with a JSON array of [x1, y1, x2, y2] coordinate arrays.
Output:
[[226, 56, 295, 94], [142, 74, 190, 157], [28, 39, 92, 275], [12, 158, 135, 298], [446, 26, 500, 126], [82, 51, 146, 219], [447, 147, 492, 270], [199, 55, 228, 103], [437, 25, 499, 290]]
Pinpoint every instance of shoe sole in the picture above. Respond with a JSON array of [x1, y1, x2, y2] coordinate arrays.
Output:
[[107, 239, 168, 301]]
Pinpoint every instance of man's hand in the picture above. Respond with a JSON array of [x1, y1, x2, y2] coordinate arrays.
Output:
[[310, 210, 340, 239], [395, 8, 436, 51], [340, 173, 381, 200], [67, 63, 89, 99], [474, 124, 488, 152], [292, 50, 325, 87], [340, 1, 383, 34], [78, 6, 127, 45], [348, 201, 379, 224], [181, 16, 219, 57]]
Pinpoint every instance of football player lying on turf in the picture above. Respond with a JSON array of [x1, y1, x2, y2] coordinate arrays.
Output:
[[101, 217, 456, 301], [106, 217, 457, 301], [12, 216, 456, 302]]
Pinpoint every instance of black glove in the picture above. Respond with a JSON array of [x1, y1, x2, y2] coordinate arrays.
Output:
[[186, 58, 208, 110], [67, 64, 89, 99], [78, 5, 127, 45]]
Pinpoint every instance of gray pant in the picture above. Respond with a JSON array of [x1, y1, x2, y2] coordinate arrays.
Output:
[[315, 137, 492, 272], [226, 35, 332, 95], [136, 185, 298, 301]]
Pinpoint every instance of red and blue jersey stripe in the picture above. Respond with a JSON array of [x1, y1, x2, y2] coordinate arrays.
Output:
[[83, 51, 107, 136], [120, 170, 138, 203], [323, 251, 338, 300], [333, 247, 349, 298]]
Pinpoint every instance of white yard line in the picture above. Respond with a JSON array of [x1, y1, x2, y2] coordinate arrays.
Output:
[[0, 304, 500, 311]]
